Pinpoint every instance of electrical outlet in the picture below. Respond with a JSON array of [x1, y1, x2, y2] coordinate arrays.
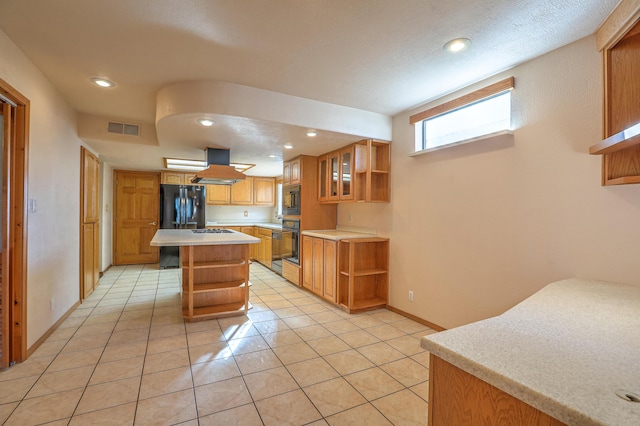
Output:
[[243, 211, 248, 217], [50, 298, 55, 311], [408, 291, 414, 302], [348, 213, 353, 222]]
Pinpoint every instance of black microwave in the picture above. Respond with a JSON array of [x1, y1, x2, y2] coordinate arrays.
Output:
[[282, 184, 301, 215]]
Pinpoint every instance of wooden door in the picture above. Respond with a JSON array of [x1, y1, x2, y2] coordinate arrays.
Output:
[[114, 171, 160, 265], [206, 184, 230, 204], [340, 147, 354, 201], [323, 240, 337, 302], [318, 155, 328, 202], [0, 102, 9, 369], [253, 177, 275, 206], [0, 82, 29, 367], [80, 147, 100, 299], [231, 177, 253, 205]]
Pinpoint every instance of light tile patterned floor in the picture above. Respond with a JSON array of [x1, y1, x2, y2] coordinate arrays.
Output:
[[0, 263, 435, 425]]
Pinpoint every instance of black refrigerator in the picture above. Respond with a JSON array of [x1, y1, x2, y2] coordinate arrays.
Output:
[[159, 184, 206, 268]]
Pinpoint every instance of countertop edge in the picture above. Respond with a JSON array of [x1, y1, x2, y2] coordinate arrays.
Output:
[[301, 229, 378, 240], [420, 337, 599, 426]]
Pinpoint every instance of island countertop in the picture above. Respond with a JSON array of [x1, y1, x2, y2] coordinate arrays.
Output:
[[150, 229, 260, 246], [421, 278, 640, 426]]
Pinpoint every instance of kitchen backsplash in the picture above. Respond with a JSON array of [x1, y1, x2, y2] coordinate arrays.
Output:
[[205, 205, 279, 223]]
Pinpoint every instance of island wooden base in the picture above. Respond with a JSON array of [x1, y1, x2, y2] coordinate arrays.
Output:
[[429, 355, 565, 426], [180, 244, 251, 322]]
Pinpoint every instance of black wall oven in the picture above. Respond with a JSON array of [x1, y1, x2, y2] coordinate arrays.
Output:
[[282, 219, 300, 265], [282, 185, 301, 216]]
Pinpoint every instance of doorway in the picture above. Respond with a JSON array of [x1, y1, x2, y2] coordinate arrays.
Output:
[[0, 78, 29, 369]]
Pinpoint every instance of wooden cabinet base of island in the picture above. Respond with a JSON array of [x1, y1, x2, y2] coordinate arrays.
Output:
[[180, 244, 251, 322], [429, 355, 565, 425], [338, 238, 389, 313]]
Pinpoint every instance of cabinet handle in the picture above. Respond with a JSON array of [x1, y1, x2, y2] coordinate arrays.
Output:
[[149, 221, 157, 226]]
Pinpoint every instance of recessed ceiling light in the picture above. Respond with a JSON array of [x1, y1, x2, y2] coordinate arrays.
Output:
[[197, 118, 216, 127], [91, 77, 115, 88], [284, 144, 294, 149], [306, 130, 318, 137], [268, 154, 278, 158], [443, 38, 471, 53]]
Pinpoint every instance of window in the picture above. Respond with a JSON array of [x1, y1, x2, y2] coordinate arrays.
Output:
[[410, 77, 514, 154]]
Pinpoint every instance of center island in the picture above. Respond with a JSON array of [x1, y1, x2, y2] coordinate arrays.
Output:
[[150, 229, 260, 322]]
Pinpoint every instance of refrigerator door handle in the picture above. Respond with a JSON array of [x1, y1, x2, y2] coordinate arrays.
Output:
[[180, 186, 186, 228]]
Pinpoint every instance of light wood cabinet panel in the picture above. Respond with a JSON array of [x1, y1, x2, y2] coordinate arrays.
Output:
[[302, 235, 337, 301], [161, 171, 184, 185], [328, 151, 340, 202], [253, 177, 275, 206], [290, 158, 301, 184], [206, 184, 230, 205], [282, 260, 300, 285], [256, 227, 272, 268], [311, 237, 324, 296], [323, 240, 337, 302], [241, 227, 257, 260], [318, 155, 329, 202], [161, 171, 202, 186], [302, 236, 314, 291], [230, 177, 254, 205], [429, 355, 565, 425], [340, 146, 354, 201], [283, 162, 291, 185]]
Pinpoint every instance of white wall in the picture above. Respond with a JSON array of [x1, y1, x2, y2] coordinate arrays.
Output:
[[0, 29, 84, 347], [338, 35, 640, 329], [100, 162, 114, 271]]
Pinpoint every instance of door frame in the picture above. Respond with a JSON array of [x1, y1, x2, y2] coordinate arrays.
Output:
[[0, 78, 29, 368]]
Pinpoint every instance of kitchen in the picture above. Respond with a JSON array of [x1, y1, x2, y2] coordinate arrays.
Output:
[[1, 0, 640, 424]]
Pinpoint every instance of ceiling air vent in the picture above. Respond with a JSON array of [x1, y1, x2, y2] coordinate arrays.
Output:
[[107, 121, 139, 136]]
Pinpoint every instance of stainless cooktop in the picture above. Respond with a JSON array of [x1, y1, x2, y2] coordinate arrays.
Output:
[[192, 229, 233, 234]]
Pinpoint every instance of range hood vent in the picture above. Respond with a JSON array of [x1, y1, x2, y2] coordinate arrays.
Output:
[[191, 148, 246, 185]]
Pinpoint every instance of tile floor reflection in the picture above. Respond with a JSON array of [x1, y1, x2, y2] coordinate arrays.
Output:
[[0, 263, 435, 425]]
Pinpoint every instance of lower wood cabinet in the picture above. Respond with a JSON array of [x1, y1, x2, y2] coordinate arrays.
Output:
[[180, 244, 251, 322], [302, 236, 337, 302], [429, 355, 565, 425], [282, 260, 300, 286], [338, 238, 389, 313], [256, 228, 272, 268]]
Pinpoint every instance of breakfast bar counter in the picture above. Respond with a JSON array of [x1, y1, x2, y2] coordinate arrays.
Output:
[[421, 278, 640, 426], [151, 229, 260, 321]]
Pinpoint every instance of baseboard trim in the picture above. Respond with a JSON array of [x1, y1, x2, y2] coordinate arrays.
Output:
[[386, 305, 447, 332], [27, 300, 82, 358]]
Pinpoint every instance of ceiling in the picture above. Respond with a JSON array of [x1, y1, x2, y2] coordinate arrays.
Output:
[[0, 0, 619, 176]]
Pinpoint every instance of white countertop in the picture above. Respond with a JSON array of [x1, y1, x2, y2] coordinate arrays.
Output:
[[421, 278, 640, 426], [206, 222, 283, 230], [150, 229, 260, 246], [301, 229, 377, 240]]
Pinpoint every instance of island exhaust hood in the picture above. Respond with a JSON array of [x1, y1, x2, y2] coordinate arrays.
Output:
[[191, 148, 246, 185]]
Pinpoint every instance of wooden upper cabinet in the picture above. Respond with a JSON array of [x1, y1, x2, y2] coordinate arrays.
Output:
[[161, 171, 202, 186], [206, 184, 230, 205], [590, 4, 640, 185], [253, 177, 275, 206], [318, 155, 329, 201], [161, 171, 184, 185], [290, 158, 301, 184], [340, 146, 354, 201], [318, 140, 389, 203], [283, 161, 291, 185], [328, 151, 340, 202], [230, 176, 254, 205]]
